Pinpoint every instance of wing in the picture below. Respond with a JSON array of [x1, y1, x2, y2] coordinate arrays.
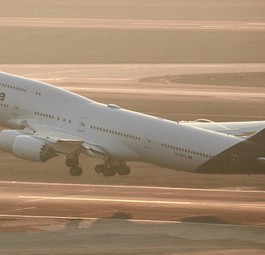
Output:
[[18, 119, 109, 159]]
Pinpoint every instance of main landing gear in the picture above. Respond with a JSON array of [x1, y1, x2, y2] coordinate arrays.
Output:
[[65, 153, 131, 177], [65, 153, 83, 176], [95, 163, 131, 177]]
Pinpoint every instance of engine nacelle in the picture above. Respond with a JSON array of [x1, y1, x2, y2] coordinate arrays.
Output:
[[12, 135, 57, 162], [0, 130, 25, 153]]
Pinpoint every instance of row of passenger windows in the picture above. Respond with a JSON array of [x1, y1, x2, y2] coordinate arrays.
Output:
[[0, 83, 27, 92], [0, 102, 9, 108], [0, 82, 42, 96], [90, 125, 141, 141], [161, 143, 212, 158], [34, 111, 72, 123]]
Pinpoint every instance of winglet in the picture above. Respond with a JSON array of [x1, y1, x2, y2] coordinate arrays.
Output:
[[247, 128, 265, 146]]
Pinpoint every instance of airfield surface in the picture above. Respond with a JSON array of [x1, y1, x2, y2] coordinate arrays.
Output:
[[0, 0, 265, 254]]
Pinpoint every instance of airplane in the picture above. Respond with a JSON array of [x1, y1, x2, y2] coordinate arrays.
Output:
[[0, 71, 265, 176]]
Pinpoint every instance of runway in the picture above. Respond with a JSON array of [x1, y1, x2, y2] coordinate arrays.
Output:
[[0, 181, 265, 225], [0, 182, 265, 225], [0, 181, 264, 254]]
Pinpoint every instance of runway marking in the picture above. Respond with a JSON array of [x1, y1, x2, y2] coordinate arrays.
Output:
[[0, 18, 264, 31], [15, 196, 265, 211], [18, 196, 192, 205], [12, 207, 36, 212]]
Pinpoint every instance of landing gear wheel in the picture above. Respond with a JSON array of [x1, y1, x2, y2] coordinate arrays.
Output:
[[117, 166, 131, 176], [66, 158, 79, 168], [95, 164, 105, 174], [103, 167, 116, 177], [70, 167, 83, 176]]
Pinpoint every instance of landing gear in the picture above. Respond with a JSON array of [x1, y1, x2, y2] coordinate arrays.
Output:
[[95, 164, 105, 174], [103, 167, 116, 177], [116, 165, 131, 175], [69, 166, 83, 176], [65, 152, 131, 178], [66, 152, 83, 176], [65, 157, 79, 168], [94, 161, 131, 177], [95, 164, 116, 176]]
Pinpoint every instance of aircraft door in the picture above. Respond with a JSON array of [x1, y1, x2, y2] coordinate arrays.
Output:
[[144, 133, 153, 149], [12, 101, 19, 116], [78, 117, 87, 132]]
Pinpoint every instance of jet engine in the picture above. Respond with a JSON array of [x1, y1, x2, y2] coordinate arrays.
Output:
[[0, 130, 57, 162], [12, 135, 57, 162], [0, 130, 24, 153]]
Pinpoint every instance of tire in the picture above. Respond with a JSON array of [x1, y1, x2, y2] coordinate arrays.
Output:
[[70, 167, 83, 176], [117, 166, 131, 175], [95, 164, 105, 174]]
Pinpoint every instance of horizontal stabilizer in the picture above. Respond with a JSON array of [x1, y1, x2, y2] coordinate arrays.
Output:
[[247, 128, 265, 147]]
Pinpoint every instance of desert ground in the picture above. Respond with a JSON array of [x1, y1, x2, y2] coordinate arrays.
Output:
[[0, 1, 265, 254]]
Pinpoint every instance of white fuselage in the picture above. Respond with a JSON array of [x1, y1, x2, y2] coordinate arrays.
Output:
[[0, 71, 246, 173]]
